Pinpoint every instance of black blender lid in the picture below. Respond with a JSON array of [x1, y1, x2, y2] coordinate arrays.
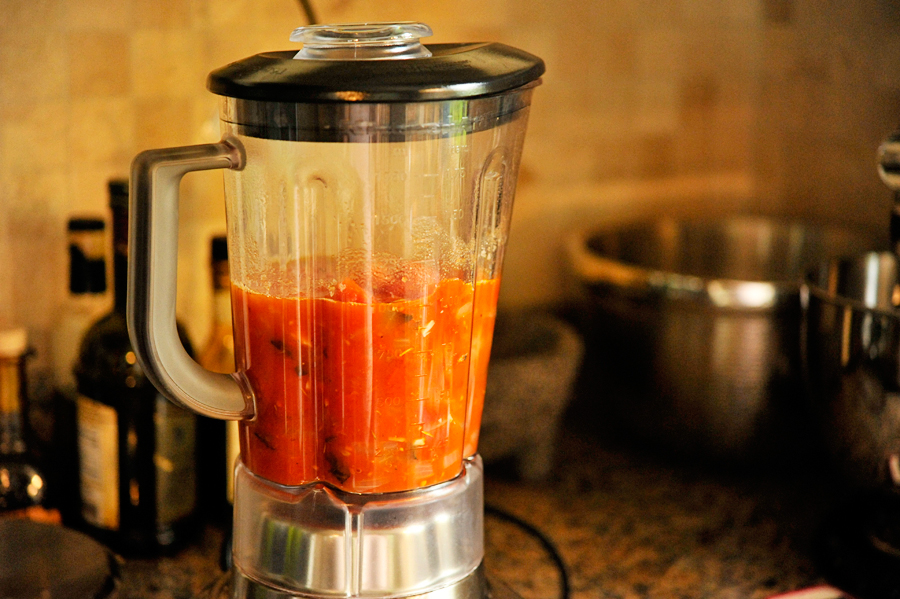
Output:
[[207, 22, 545, 103]]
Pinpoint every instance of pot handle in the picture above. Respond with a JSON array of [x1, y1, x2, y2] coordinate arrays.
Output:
[[879, 131, 900, 191], [128, 138, 254, 421], [878, 132, 900, 250]]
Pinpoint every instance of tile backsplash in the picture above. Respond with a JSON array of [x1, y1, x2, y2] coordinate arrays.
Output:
[[2, 0, 899, 390]]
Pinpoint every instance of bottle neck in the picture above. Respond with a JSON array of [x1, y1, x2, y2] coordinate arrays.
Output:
[[113, 251, 128, 313], [213, 288, 232, 327], [111, 204, 129, 313], [0, 356, 26, 456], [212, 260, 231, 326]]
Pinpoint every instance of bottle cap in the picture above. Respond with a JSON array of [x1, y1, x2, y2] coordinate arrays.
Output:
[[211, 236, 228, 263], [108, 179, 129, 210], [68, 217, 108, 294], [68, 218, 105, 232]]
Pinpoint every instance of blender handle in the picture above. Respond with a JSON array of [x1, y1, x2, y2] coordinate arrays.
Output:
[[128, 138, 254, 421]]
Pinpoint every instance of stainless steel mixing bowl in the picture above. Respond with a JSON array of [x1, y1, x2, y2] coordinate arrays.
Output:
[[567, 215, 884, 463], [804, 252, 900, 490]]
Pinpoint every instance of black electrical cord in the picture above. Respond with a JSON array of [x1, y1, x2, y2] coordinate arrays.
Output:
[[484, 503, 571, 599]]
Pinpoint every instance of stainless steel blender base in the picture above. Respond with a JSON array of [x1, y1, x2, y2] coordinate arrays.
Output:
[[204, 565, 521, 599], [232, 457, 485, 598], [231, 564, 491, 599]]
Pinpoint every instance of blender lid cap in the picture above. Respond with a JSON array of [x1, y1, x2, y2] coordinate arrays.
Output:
[[207, 22, 545, 103]]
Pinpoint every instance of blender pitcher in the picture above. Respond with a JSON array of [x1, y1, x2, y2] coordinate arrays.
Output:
[[128, 22, 543, 599]]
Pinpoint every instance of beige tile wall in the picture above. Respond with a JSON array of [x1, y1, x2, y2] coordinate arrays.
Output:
[[1, 0, 899, 388]]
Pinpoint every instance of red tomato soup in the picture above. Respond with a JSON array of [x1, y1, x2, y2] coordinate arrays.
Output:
[[232, 271, 498, 493]]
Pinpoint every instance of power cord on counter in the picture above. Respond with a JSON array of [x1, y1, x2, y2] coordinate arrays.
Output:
[[484, 503, 571, 599]]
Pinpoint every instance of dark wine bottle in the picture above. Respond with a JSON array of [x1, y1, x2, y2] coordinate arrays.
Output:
[[197, 235, 236, 526], [53, 217, 109, 395], [50, 217, 109, 521], [73, 179, 199, 555]]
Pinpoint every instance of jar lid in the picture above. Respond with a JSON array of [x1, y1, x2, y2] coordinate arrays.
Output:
[[0, 329, 27, 358], [207, 22, 545, 103], [0, 520, 118, 599]]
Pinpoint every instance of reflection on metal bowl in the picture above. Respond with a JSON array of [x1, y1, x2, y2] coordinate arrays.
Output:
[[567, 215, 884, 463], [804, 252, 900, 491]]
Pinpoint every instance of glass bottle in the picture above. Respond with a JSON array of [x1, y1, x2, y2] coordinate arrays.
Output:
[[50, 218, 109, 520], [73, 180, 198, 555], [0, 328, 47, 514], [197, 235, 238, 522], [199, 236, 234, 375], [52, 218, 109, 395]]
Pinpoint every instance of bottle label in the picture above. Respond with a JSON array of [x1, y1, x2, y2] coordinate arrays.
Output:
[[77, 395, 120, 530], [154, 396, 197, 525], [0, 360, 25, 455], [226, 419, 240, 504]]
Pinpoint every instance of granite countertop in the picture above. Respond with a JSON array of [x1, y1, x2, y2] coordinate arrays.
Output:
[[117, 407, 845, 599], [481, 428, 833, 599]]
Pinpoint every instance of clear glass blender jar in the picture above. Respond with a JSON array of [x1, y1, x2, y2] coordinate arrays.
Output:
[[221, 72, 537, 495]]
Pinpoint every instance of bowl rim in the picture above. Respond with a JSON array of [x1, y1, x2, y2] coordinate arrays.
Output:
[[564, 216, 835, 310], [804, 250, 900, 318]]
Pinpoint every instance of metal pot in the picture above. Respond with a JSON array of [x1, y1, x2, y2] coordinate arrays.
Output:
[[804, 252, 900, 491], [567, 215, 884, 463]]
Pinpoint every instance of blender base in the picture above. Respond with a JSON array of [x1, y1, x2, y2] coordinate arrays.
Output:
[[231, 458, 487, 598], [204, 565, 522, 599], [212, 563, 520, 599]]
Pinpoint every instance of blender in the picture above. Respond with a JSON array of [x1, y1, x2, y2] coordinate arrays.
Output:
[[126, 22, 543, 599]]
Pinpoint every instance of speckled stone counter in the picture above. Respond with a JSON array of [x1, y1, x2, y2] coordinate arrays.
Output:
[[118, 412, 844, 599], [481, 426, 834, 599], [116, 527, 225, 599]]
